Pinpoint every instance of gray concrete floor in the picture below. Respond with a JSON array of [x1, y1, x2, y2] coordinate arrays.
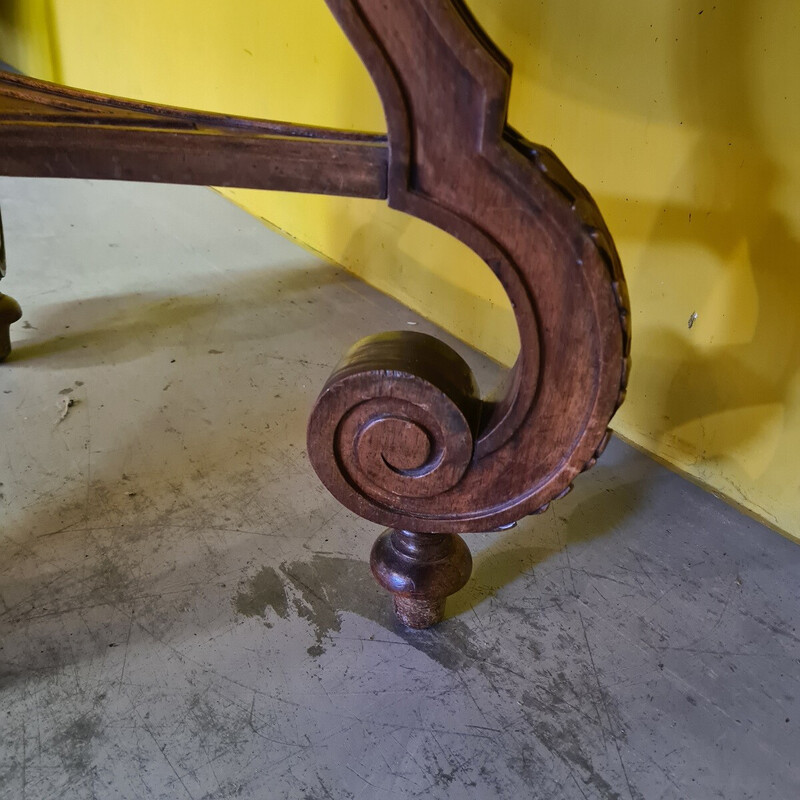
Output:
[[0, 178, 798, 800]]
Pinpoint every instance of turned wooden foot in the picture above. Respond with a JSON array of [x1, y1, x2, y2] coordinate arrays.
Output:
[[0, 293, 21, 363], [371, 530, 472, 628]]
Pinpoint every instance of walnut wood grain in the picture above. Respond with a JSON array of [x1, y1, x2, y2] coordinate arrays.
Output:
[[304, 0, 630, 625], [307, 0, 630, 533], [0, 0, 629, 627], [0, 73, 388, 198], [371, 530, 472, 628]]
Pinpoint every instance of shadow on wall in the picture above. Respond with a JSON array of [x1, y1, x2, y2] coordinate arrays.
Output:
[[321, 1, 798, 529], [652, 6, 793, 475], [498, 3, 799, 494], [334, 208, 520, 388], [323, 8, 521, 370], [483, 1, 799, 469], [0, 0, 61, 81]]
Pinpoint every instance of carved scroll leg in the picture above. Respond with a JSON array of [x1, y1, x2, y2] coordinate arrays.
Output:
[[371, 530, 472, 628], [307, 330, 483, 629], [0, 208, 22, 362]]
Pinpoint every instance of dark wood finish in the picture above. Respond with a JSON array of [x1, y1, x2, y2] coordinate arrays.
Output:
[[307, 0, 629, 525], [371, 530, 472, 628], [308, 0, 629, 624], [0, 73, 388, 198], [0, 0, 629, 627]]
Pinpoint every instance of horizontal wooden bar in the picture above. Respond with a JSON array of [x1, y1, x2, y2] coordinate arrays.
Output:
[[0, 73, 388, 199]]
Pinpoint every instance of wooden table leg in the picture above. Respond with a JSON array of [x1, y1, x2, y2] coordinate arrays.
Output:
[[309, 1, 629, 627], [0, 1, 630, 627]]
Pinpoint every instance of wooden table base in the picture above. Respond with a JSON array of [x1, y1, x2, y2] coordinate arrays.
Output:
[[0, 0, 630, 628]]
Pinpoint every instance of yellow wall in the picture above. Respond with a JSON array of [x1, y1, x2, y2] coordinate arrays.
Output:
[[0, 1, 56, 80], [2, 1, 799, 539]]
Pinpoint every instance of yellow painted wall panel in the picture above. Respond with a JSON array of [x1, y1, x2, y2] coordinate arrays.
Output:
[[1, 1, 798, 538], [0, 1, 57, 80]]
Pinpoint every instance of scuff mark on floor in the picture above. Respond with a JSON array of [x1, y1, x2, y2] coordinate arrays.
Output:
[[235, 555, 505, 669], [233, 566, 289, 625]]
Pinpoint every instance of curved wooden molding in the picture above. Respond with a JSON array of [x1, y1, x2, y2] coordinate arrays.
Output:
[[307, 0, 630, 533]]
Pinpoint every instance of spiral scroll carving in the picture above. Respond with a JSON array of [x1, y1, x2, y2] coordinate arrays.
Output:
[[307, 331, 481, 520]]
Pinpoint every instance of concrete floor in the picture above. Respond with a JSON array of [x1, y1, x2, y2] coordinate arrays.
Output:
[[0, 178, 798, 800]]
